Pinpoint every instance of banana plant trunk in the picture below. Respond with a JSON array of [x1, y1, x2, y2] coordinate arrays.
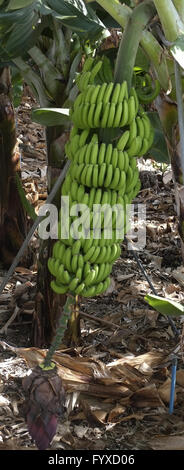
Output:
[[155, 95, 184, 261], [0, 67, 26, 267], [34, 124, 76, 347]]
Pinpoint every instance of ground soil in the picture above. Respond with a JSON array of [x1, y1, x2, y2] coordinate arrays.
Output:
[[0, 90, 184, 451]]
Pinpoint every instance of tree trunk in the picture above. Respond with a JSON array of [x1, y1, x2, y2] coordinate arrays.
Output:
[[0, 67, 26, 267], [155, 95, 184, 260], [33, 125, 71, 347]]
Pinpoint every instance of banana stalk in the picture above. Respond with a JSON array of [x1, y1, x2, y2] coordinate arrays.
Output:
[[173, 0, 184, 22], [153, 0, 184, 41], [173, 61, 184, 258], [43, 296, 76, 367], [114, 1, 156, 90], [95, 0, 170, 91], [140, 31, 171, 93]]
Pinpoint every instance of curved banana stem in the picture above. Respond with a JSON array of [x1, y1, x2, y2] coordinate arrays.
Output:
[[95, 0, 170, 91], [140, 31, 170, 93], [174, 61, 184, 184], [173, 0, 184, 22], [43, 295, 75, 368], [114, 1, 156, 90], [153, 0, 184, 41]]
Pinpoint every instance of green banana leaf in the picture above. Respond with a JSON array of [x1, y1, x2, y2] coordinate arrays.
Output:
[[147, 112, 170, 163], [31, 107, 71, 126], [0, 0, 105, 62], [0, 5, 46, 60], [6, 0, 35, 9], [144, 293, 184, 316], [170, 34, 184, 70], [11, 67, 23, 107], [45, 0, 105, 36]]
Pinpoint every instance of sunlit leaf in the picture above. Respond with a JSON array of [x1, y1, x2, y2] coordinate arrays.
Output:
[[31, 107, 71, 126], [6, 0, 35, 9], [170, 35, 184, 70], [0, 0, 104, 61], [45, 0, 105, 36], [144, 293, 184, 316]]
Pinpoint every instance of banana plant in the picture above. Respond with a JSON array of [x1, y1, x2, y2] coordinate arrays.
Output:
[[0, 0, 107, 346], [21, 0, 177, 450], [1, 0, 184, 347]]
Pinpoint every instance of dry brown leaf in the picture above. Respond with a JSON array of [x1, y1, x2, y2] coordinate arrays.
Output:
[[137, 362, 153, 376], [0, 395, 10, 406], [110, 412, 146, 424], [0, 439, 35, 450], [15, 267, 34, 275], [108, 362, 148, 391], [159, 377, 176, 404], [107, 405, 126, 422], [116, 273, 135, 282], [107, 351, 166, 369], [80, 397, 108, 425], [146, 224, 158, 241], [117, 289, 138, 303], [66, 381, 131, 398], [131, 384, 165, 408], [163, 170, 173, 185], [150, 435, 184, 450], [171, 266, 184, 286], [91, 410, 108, 424], [0, 343, 131, 397], [176, 369, 184, 387], [73, 425, 89, 439], [70, 411, 85, 421]]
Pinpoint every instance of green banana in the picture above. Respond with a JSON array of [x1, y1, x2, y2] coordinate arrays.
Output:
[[117, 151, 125, 171], [93, 102, 103, 128], [88, 103, 96, 128], [111, 148, 118, 169], [69, 276, 80, 291], [119, 99, 129, 127], [51, 280, 68, 294], [79, 129, 90, 147], [117, 131, 130, 151], [127, 96, 136, 124], [90, 84, 101, 104], [105, 143, 113, 165], [104, 164, 113, 188], [113, 102, 123, 128], [118, 81, 128, 103], [101, 102, 111, 128], [98, 163, 106, 186], [103, 82, 114, 104], [107, 102, 116, 128], [111, 83, 121, 104]]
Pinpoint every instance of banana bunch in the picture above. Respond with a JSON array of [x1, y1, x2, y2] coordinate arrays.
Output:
[[48, 56, 155, 298], [71, 80, 138, 129], [76, 55, 113, 91]]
